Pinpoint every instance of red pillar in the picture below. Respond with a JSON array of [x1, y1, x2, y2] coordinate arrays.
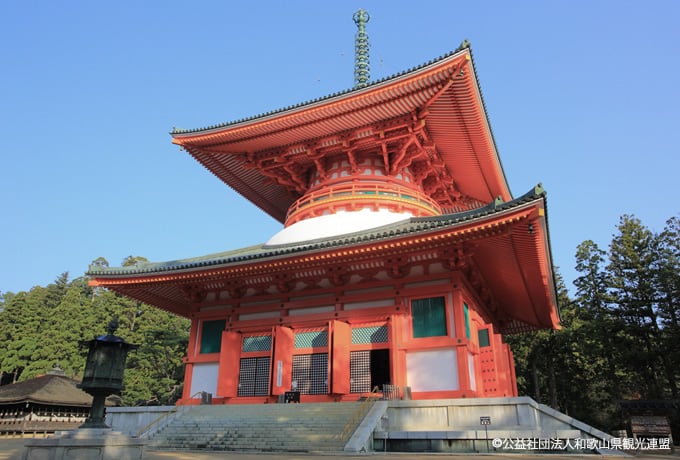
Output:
[[216, 331, 241, 397], [331, 320, 351, 394], [271, 326, 294, 396]]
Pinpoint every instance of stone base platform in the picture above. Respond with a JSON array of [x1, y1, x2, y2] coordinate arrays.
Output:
[[22, 428, 144, 460]]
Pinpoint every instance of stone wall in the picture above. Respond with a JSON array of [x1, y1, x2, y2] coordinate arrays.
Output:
[[372, 397, 612, 453], [105, 406, 176, 437]]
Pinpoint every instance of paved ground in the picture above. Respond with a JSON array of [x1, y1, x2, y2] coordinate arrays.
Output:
[[1, 437, 678, 460]]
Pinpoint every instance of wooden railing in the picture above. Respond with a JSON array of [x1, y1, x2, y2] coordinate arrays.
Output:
[[337, 386, 382, 444], [286, 182, 441, 225], [0, 410, 87, 437]]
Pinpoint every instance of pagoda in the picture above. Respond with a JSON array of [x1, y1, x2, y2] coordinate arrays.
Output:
[[88, 17, 560, 404]]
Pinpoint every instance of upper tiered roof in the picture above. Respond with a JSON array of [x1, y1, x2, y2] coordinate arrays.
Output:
[[171, 42, 511, 224]]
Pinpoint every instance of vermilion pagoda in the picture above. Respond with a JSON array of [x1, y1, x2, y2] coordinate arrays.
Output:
[[88, 41, 560, 404]]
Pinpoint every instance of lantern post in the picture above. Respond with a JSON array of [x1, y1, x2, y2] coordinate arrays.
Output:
[[77, 317, 138, 428]]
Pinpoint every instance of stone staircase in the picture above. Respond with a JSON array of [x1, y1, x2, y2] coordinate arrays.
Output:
[[147, 402, 364, 452]]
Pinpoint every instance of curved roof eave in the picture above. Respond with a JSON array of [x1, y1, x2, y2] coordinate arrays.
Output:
[[170, 42, 512, 209], [88, 185, 545, 280], [171, 43, 472, 137]]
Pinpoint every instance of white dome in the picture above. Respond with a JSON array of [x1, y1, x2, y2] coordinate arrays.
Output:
[[266, 209, 413, 246]]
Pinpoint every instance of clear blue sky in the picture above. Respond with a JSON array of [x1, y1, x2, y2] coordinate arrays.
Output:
[[1, 1, 678, 296]]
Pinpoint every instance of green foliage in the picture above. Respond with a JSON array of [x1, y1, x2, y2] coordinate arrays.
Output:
[[509, 213, 680, 433], [0, 259, 189, 405]]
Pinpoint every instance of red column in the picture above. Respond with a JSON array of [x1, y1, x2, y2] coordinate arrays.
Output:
[[180, 318, 200, 403], [505, 344, 519, 397], [331, 320, 351, 394], [388, 315, 404, 387], [271, 326, 294, 396], [456, 345, 471, 395], [492, 333, 518, 397]]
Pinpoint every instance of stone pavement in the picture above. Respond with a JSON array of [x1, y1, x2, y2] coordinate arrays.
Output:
[[2, 437, 679, 460]]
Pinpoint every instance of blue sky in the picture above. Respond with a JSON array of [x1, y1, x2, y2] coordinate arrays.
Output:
[[1, 1, 678, 296]]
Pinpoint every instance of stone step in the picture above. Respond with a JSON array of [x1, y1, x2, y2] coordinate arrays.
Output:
[[148, 402, 369, 452]]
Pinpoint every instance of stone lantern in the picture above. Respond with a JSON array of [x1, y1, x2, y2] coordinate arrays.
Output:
[[77, 317, 138, 428], [23, 318, 144, 460]]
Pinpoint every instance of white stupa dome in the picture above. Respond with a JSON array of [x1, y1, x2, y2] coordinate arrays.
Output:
[[266, 209, 413, 246]]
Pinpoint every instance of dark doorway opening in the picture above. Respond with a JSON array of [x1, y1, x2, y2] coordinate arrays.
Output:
[[370, 349, 390, 389]]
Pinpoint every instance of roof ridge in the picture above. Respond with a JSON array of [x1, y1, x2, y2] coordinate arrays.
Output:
[[170, 41, 472, 136]]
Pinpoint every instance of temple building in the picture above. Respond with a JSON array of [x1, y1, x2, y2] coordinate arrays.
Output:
[[88, 35, 560, 404], [0, 367, 109, 435]]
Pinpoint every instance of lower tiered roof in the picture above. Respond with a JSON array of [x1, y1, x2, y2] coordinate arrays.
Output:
[[88, 185, 560, 334]]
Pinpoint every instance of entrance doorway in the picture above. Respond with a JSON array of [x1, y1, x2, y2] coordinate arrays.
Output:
[[370, 349, 390, 389], [350, 349, 391, 393]]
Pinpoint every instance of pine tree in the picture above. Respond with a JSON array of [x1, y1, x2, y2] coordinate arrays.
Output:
[[573, 240, 627, 429], [607, 215, 671, 399], [652, 216, 680, 398]]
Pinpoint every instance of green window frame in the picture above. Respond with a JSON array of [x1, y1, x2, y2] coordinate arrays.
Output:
[[478, 328, 490, 347], [411, 296, 447, 338], [200, 319, 226, 354], [463, 303, 470, 339]]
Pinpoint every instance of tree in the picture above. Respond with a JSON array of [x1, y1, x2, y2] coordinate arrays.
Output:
[[572, 240, 628, 428], [607, 215, 677, 399], [0, 258, 190, 407], [507, 273, 598, 419], [654, 216, 680, 396], [123, 315, 189, 405], [0, 286, 50, 382], [88, 256, 189, 405]]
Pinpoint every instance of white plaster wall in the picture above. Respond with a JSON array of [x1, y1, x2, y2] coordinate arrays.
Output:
[[266, 209, 412, 245], [190, 363, 219, 397], [406, 349, 459, 392]]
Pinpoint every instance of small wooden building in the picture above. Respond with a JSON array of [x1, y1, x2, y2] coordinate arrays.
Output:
[[0, 371, 92, 435], [619, 400, 677, 444]]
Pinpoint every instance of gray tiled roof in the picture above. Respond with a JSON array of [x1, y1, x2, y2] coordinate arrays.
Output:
[[0, 375, 92, 407], [87, 184, 546, 278], [170, 40, 484, 136]]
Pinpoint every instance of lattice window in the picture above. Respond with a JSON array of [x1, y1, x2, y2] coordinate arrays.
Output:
[[352, 325, 388, 344], [242, 335, 272, 352], [292, 353, 328, 395], [350, 351, 371, 393], [238, 357, 270, 396], [294, 330, 328, 349]]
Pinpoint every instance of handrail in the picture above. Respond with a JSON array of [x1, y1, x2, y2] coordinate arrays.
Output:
[[136, 407, 179, 439], [136, 392, 205, 439], [337, 386, 382, 444], [286, 181, 441, 224]]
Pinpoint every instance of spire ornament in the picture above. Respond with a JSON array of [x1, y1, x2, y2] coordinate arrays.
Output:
[[353, 9, 370, 88]]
